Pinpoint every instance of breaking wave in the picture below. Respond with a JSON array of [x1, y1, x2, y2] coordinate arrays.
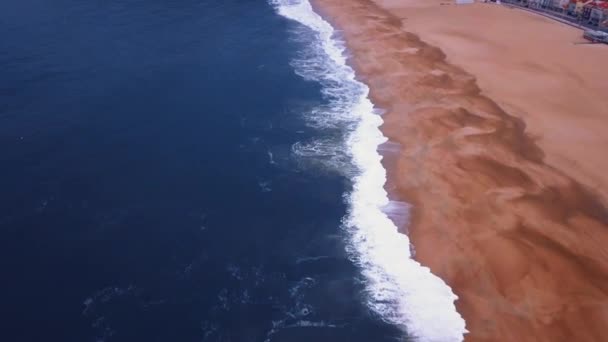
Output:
[[271, 0, 467, 341]]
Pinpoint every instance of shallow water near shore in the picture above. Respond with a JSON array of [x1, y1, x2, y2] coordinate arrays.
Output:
[[273, 1, 466, 341]]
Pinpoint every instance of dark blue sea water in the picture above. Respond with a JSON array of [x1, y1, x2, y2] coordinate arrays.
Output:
[[0, 0, 405, 341]]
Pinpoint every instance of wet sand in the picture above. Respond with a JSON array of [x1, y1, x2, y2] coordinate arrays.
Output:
[[312, 0, 608, 341]]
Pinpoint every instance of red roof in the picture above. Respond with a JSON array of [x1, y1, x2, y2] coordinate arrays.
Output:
[[591, 0, 607, 5]]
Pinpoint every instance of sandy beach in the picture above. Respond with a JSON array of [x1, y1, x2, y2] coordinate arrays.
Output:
[[312, 0, 608, 341]]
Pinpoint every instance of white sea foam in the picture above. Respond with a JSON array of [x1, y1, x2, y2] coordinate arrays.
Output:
[[382, 200, 411, 234], [271, 0, 467, 341], [291, 139, 353, 175]]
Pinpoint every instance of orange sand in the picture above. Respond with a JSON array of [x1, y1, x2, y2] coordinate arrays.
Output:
[[312, 0, 608, 341]]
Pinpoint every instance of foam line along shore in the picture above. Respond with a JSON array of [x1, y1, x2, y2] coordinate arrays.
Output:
[[271, 1, 467, 341]]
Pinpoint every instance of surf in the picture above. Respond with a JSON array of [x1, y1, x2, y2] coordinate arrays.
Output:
[[270, 0, 467, 340]]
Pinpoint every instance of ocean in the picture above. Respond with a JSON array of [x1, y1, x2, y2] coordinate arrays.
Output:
[[0, 0, 464, 341]]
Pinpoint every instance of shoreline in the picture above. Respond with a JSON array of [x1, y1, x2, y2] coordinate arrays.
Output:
[[274, 0, 467, 340], [312, 0, 608, 341], [273, 0, 467, 340]]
